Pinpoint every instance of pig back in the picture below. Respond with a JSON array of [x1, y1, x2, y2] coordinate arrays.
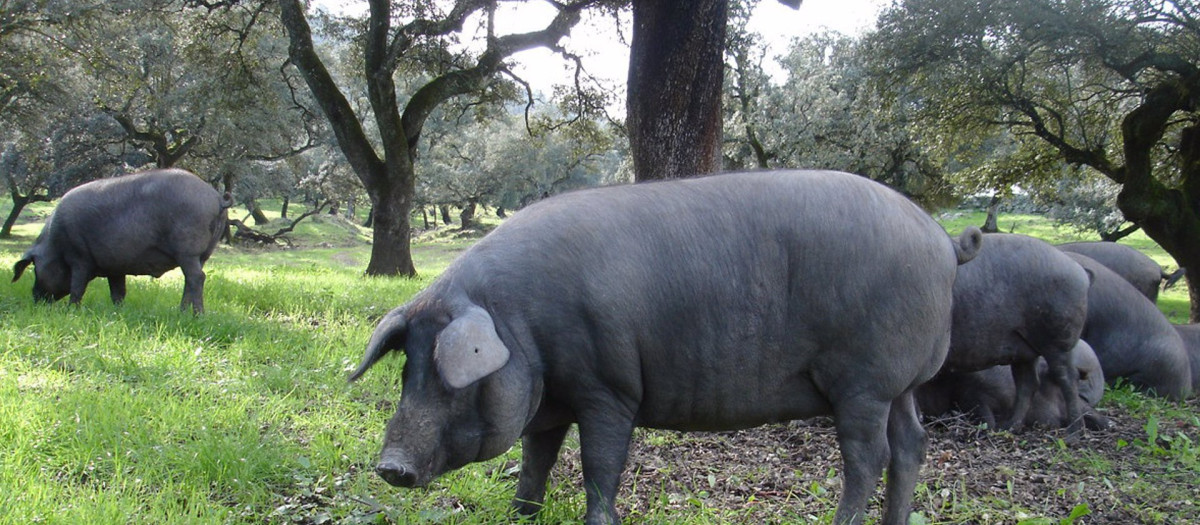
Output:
[[50, 169, 226, 276], [452, 170, 962, 430]]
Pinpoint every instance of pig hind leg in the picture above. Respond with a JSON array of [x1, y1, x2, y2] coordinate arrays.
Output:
[[882, 391, 926, 525], [512, 424, 570, 517], [1003, 360, 1039, 433], [178, 258, 206, 313], [832, 397, 891, 525], [1041, 350, 1085, 437]]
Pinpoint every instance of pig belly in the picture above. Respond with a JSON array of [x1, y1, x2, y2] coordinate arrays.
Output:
[[635, 372, 832, 431]]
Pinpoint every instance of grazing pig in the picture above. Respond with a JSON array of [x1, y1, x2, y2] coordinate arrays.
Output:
[[1063, 253, 1192, 399], [1172, 324, 1200, 393], [11, 169, 230, 313], [917, 340, 1109, 430], [940, 233, 1092, 434], [350, 170, 982, 525], [1057, 241, 1183, 302]]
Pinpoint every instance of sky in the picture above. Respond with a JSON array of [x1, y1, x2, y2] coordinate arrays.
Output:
[[502, 0, 888, 94], [314, 0, 888, 94]]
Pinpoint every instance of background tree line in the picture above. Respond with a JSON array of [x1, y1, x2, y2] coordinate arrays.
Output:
[[3, 0, 1197, 316]]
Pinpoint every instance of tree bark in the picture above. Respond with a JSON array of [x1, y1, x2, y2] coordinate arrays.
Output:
[[627, 0, 728, 181], [460, 200, 477, 230], [365, 182, 416, 276], [981, 195, 1001, 233], [1112, 86, 1200, 321]]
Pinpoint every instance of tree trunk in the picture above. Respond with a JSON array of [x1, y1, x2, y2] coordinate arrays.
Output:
[[440, 205, 452, 225], [279, 0, 585, 276], [366, 183, 416, 276], [1, 196, 29, 238], [364, 206, 375, 228], [460, 200, 477, 230], [281, 196, 290, 218], [627, 0, 728, 181], [249, 200, 270, 225], [1114, 99, 1200, 321], [981, 195, 1001, 233]]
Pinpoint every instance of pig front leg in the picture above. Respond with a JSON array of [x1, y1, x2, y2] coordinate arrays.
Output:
[[577, 408, 635, 525], [68, 263, 93, 305], [512, 424, 570, 516], [108, 274, 127, 305]]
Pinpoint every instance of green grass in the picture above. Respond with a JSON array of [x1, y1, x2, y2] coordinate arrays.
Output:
[[1, 198, 1197, 523]]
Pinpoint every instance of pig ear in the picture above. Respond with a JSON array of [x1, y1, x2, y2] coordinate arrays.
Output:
[[349, 308, 409, 382], [12, 252, 34, 283], [434, 306, 511, 389]]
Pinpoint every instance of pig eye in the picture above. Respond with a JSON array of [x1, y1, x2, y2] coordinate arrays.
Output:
[[1079, 371, 1089, 380]]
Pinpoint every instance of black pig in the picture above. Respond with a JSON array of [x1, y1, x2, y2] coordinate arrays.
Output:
[[350, 170, 982, 525], [1064, 253, 1191, 399], [941, 234, 1092, 434], [12, 169, 230, 313]]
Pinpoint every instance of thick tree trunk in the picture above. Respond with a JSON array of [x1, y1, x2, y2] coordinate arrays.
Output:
[[366, 183, 416, 277], [440, 205, 452, 226], [1115, 99, 1200, 321], [460, 200, 477, 230], [627, 0, 728, 181]]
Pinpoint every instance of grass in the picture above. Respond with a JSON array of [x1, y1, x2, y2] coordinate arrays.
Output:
[[1, 198, 1197, 523]]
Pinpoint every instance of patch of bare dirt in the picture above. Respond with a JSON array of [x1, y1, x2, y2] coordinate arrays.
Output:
[[538, 399, 1200, 523]]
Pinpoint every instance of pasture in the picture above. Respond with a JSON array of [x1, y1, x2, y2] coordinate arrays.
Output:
[[1, 200, 1197, 524]]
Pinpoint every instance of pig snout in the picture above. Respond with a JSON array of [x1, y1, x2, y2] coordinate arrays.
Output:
[[375, 460, 420, 488]]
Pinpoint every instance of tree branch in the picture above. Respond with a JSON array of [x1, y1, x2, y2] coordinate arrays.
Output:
[[278, 0, 385, 187]]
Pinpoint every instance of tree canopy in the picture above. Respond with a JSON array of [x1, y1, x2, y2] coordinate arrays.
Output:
[[870, 0, 1200, 319]]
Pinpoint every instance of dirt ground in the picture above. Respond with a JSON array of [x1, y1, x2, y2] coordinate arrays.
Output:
[[532, 397, 1200, 524]]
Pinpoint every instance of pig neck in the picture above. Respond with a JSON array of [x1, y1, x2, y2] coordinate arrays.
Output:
[[485, 306, 558, 436]]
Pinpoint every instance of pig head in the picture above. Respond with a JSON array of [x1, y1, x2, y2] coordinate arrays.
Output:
[[351, 300, 537, 487]]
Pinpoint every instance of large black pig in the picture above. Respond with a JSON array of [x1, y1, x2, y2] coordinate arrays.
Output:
[[940, 233, 1092, 434], [12, 169, 230, 313], [1064, 253, 1192, 399], [1172, 324, 1200, 394], [350, 170, 982, 525], [1057, 241, 1183, 302]]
